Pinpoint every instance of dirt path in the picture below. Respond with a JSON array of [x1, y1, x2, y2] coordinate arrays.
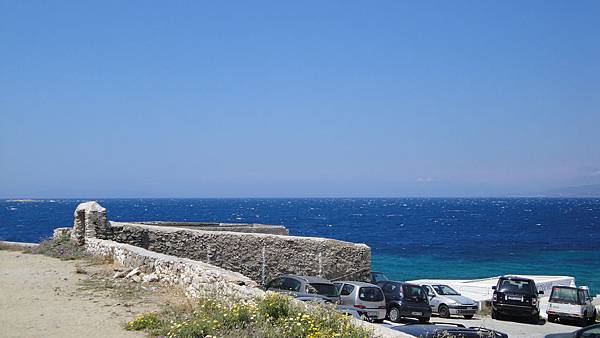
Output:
[[0, 250, 159, 338]]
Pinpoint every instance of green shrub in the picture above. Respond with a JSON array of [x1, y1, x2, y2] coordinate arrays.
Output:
[[127, 292, 373, 338]]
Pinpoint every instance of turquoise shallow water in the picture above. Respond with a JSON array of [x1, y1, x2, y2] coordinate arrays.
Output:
[[373, 250, 600, 295], [1, 198, 599, 294]]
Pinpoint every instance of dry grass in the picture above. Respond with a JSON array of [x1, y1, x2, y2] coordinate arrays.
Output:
[[0, 242, 28, 251]]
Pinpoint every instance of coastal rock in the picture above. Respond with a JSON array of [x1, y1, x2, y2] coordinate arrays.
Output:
[[130, 275, 141, 283], [112, 270, 128, 279]]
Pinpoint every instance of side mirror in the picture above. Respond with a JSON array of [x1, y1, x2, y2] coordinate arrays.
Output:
[[492, 286, 497, 290], [538, 291, 544, 295]]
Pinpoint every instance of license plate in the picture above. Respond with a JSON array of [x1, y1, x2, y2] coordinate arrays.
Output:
[[368, 311, 378, 317], [411, 311, 422, 316], [508, 296, 523, 301]]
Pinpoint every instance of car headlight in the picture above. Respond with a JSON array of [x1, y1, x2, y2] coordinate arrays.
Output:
[[447, 299, 457, 305]]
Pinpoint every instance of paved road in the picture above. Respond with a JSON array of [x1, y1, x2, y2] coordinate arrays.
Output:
[[380, 315, 585, 338]]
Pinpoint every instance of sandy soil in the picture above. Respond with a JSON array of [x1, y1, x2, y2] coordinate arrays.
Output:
[[0, 250, 161, 338]]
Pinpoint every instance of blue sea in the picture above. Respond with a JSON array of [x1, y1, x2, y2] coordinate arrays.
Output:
[[1, 198, 599, 294]]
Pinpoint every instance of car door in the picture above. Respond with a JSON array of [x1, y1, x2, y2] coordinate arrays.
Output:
[[338, 284, 355, 305], [381, 282, 398, 306], [424, 285, 439, 311], [582, 289, 595, 318]]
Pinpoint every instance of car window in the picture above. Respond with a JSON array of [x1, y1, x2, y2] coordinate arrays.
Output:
[[433, 285, 460, 296], [424, 285, 434, 296], [403, 285, 427, 301], [359, 287, 384, 302], [282, 278, 301, 292], [382, 283, 397, 294], [333, 282, 342, 294], [581, 326, 600, 338], [340, 284, 355, 296], [267, 278, 284, 290], [372, 272, 389, 283], [578, 290, 586, 305], [498, 279, 533, 293], [307, 283, 338, 297]]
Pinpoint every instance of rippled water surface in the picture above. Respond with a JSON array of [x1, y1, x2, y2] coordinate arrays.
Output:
[[1, 198, 599, 293]]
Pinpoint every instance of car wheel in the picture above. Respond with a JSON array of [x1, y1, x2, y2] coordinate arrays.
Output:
[[591, 310, 597, 325], [530, 313, 539, 325], [491, 309, 499, 320], [388, 306, 402, 323], [464, 314, 474, 319], [418, 317, 430, 323], [547, 314, 556, 323], [580, 313, 588, 327], [438, 304, 450, 318]]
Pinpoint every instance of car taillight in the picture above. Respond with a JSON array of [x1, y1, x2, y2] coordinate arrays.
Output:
[[532, 298, 538, 306], [493, 294, 497, 301], [354, 304, 367, 309]]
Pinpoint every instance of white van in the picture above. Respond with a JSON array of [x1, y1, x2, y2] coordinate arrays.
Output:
[[547, 286, 597, 326]]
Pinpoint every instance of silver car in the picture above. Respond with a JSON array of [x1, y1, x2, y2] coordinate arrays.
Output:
[[333, 281, 387, 322], [422, 284, 478, 318], [266, 275, 341, 303]]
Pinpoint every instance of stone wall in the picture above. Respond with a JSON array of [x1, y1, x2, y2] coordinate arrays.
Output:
[[85, 238, 262, 300], [73, 202, 372, 285], [108, 221, 372, 285]]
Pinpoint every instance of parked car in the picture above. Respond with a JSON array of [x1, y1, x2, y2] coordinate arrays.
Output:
[[391, 322, 508, 338], [544, 323, 600, 338], [265, 275, 340, 303], [377, 281, 432, 323], [333, 281, 387, 322], [547, 286, 597, 326], [421, 284, 478, 319], [491, 276, 543, 323], [370, 271, 390, 284]]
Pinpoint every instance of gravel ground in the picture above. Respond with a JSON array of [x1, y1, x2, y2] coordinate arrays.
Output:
[[379, 314, 586, 338]]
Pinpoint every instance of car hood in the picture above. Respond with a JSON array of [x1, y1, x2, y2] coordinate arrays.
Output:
[[444, 295, 476, 305]]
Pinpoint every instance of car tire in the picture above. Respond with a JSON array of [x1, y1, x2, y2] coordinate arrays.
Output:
[[530, 313, 539, 325], [491, 309, 500, 320], [388, 306, 402, 323], [464, 314, 474, 319], [438, 304, 450, 318], [591, 310, 597, 325], [580, 313, 588, 327], [547, 314, 556, 323], [418, 317, 430, 323]]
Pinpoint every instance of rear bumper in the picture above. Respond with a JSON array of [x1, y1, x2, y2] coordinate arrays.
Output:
[[546, 310, 583, 319], [357, 308, 387, 320], [449, 305, 478, 315], [493, 303, 537, 317], [400, 306, 432, 318]]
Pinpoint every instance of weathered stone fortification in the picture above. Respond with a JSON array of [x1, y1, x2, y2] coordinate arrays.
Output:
[[85, 237, 262, 299], [70, 201, 372, 285]]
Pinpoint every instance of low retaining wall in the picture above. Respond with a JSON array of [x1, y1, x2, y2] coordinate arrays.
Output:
[[85, 238, 263, 299], [109, 221, 371, 285]]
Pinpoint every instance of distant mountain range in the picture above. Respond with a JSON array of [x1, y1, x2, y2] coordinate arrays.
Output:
[[542, 184, 600, 197]]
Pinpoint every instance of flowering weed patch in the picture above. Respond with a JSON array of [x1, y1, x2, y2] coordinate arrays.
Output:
[[126, 293, 373, 338]]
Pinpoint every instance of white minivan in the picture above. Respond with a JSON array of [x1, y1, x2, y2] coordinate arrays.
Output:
[[547, 286, 597, 326]]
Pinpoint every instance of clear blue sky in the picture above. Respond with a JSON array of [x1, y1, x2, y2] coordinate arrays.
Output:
[[1, 1, 599, 198]]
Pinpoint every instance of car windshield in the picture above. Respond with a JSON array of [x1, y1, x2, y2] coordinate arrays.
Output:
[[433, 285, 460, 296], [307, 283, 338, 297], [359, 287, 384, 302], [498, 279, 533, 294], [550, 287, 579, 304]]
